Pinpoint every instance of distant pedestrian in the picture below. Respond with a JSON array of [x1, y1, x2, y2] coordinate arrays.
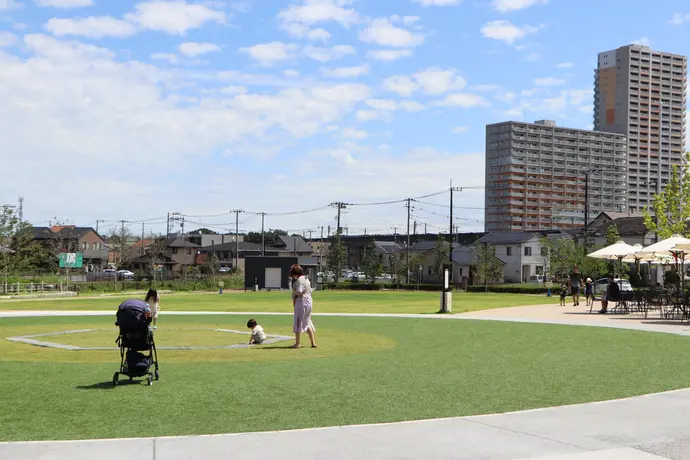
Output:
[[559, 283, 567, 306], [585, 278, 594, 307], [569, 266, 583, 307], [289, 264, 317, 349], [145, 289, 160, 330]]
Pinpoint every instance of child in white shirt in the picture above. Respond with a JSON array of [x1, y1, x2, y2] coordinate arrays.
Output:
[[247, 319, 266, 344]]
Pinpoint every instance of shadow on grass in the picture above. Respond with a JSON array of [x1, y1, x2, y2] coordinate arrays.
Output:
[[76, 380, 144, 390]]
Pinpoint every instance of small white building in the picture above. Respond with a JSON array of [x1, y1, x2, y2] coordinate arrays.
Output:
[[479, 231, 551, 283]]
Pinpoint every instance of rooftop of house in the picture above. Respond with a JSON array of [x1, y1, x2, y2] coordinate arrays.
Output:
[[592, 216, 652, 237], [198, 241, 264, 252], [273, 235, 312, 253], [32, 226, 104, 241], [165, 237, 201, 248], [479, 231, 542, 245]]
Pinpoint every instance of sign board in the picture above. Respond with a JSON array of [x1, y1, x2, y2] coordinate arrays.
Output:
[[59, 253, 83, 268], [545, 281, 553, 288]]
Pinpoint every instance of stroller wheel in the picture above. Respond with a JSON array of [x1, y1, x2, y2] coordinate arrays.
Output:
[[154, 370, 160, 381], [112, 373, 119, 386], [147, 375, 153, 386]]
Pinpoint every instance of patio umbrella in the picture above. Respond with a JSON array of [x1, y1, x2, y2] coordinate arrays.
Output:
[[587, 240, 639, 276], [637, 235, 690, 290]]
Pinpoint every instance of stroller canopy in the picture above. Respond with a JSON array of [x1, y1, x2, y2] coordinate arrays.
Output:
[[116, 299, 150, 332]]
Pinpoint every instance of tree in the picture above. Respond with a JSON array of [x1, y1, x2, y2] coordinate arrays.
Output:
[[540, 236, 607, 282], [327, 238, 347, 282], [246, 229, 287, 245], [432, 234, 450, 279], [643, 153, 690, 239], [605, 223, 621, 245], [362, 240, 383, 283], [145, 235, 168, 284], [106, 225, 134, 269], [0, 205, 48, 280], [472, 241, 503, 291]]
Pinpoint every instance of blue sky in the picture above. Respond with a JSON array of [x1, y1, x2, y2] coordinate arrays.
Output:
[[1, 0, 689, 237]]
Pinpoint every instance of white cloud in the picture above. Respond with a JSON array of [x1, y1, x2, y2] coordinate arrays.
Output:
[[556, 62, 573, 68], [356, 109, 384, 122], [151, 52, 178, 63], [534, 77, 566, 86], [412, 0, 461, 6], [413, 67, 467, 94], [35, 0, 93, 8], [220, 85, 247, 95], [0, 31, 17, 47], [321, 64, 369, 78], [669, 13, 690, 25], [525, 52, 541, 62], [0, 0, 22, 10], [495, 91, 516, 102], [342, 127, 368, 139], [44, 17, 138, 38], [435, 93, 489, 108], [480, 20, 539, 44], [632, 36, 651, 47], [472, 84, 501, 92], [493, 0, 548, 13], [278, 0, 360, 27], [365, 99, 398, 111], [399, 100, 425, 112], [403, 16, 420, 25], [359, 18, 424, 48], [367, 49, 412, 61], [179, 42, 221, 57], [240, 41, 300, 66], [124, 0, 226, 35], [383, 67, 466, 97], [284, 69, 300, 77], [382, 75, 418, 97], [0, 34, 379, 226], [303, 44, 356, 62], [283, 23, 331, 41]]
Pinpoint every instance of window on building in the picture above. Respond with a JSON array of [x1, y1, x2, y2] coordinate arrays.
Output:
[[172, 248, 178, 255], [459, 268, 463, 277], [524, 247, 532, 256], [427, 266, 432, 276], [506, 247, 512, 256], [540, 246, 548, 257]]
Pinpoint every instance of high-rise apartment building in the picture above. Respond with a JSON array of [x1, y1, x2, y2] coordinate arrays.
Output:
[[595, 44, 687, 212], [485, 120, 627, 232]]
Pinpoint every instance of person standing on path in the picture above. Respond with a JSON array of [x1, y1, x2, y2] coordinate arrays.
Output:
[[569, 266, 583, 307], [289, 264, 317, 349]]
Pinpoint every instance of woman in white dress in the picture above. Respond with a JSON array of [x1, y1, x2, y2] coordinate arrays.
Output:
[[289, 264, 317, 348]]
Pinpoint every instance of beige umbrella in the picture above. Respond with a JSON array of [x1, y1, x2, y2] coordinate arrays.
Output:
[[638, 235, 690, 290], [588, 240, 639, 277]]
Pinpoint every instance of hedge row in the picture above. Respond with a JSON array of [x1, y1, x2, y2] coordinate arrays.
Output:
[[322, 283, 447, 292], [466, 285, 562, 294]]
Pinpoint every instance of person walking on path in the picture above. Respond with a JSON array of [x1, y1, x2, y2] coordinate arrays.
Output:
[[584, 278, 594, 307], [289, 264, 317, 349]]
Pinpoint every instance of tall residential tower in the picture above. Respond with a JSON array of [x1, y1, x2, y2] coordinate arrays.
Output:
[[594, 44, 687, 212], [484, 120, 627, 232]]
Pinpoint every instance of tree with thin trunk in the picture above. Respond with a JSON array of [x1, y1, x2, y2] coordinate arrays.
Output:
[[643, 152, 690, 239]]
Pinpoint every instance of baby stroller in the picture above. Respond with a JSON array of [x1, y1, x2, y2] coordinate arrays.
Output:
[[113, 299, 160, 386]]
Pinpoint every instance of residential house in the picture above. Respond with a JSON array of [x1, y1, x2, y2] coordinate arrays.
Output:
[[165, 237, 200, 269], [187, 233, 243, 247], [347, 240, 405, 270], [32, 225, 108, 271], [309, 241, 330, 268], [402, 241, 505, 285], [267, 236, 312, 257], [196, 241, 263, 272], [479, 231, 556, 283]]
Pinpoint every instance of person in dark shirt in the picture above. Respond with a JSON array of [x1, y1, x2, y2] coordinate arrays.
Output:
[[599, 275, 620, 314], [569, 266, 583, 307]]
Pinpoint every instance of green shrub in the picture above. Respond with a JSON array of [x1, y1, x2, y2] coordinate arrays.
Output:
[[323, 283, 383, 291], [466, 285, 561, 295]]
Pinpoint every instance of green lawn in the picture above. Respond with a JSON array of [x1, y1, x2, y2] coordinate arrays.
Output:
[[1, 313, 690, 441], [0, 290, 556, 314]]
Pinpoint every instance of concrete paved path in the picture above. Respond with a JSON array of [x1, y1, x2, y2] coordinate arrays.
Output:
[[2, 304, 690, 459]]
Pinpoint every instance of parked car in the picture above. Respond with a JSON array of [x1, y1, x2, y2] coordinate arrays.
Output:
[[117, 270, 134, 280], [593, 278, 633, 299], [219, 266, 232, 273]]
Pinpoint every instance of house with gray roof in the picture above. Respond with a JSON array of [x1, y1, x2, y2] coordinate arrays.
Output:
[[32, 225, 108, 271], [479, 231, 572, 283]]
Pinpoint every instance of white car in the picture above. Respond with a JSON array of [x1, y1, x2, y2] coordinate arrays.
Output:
[[117, 270, 134, 280], [593, 278, 633, 299]]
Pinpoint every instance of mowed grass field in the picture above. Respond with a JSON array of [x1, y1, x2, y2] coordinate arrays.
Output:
[[0, 290, 557, 314], [3, 310, 690, 442]]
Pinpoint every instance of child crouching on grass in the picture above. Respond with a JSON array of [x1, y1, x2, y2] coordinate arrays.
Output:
[[247, 319, 266, 345]]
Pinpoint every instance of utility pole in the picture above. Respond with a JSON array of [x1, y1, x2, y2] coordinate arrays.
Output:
[[450, 182, 462, 282], [260, 212, 266, 257], [319, 226, 324, 273], [141, 223, 145, 255], [413, 221, 417, 236], [95, 220, 104, 233], [17, 197, 23, 223], [232, 209, 242, 269], [330, 202, 348, 279], [425, 223, 427, 234], [406, 198, 412, 284], [166, 213, 170, 238]]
